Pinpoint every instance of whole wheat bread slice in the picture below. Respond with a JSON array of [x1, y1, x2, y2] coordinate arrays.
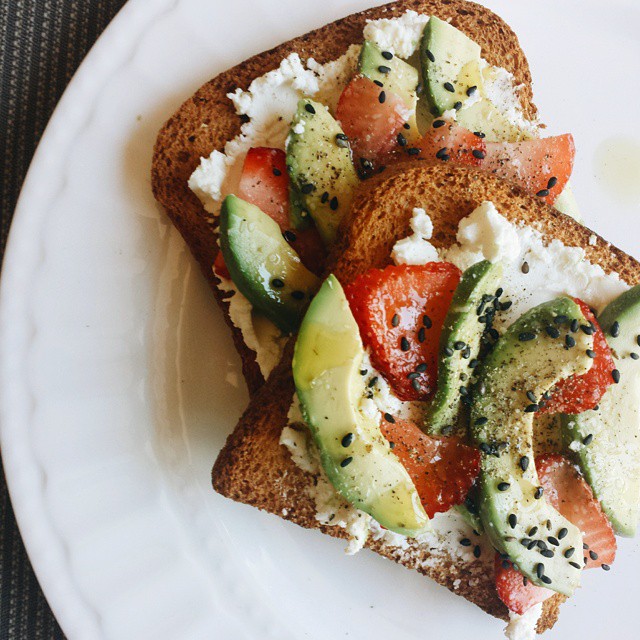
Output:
[[212, 162, 640, 633], [151, 0, 538, 395]]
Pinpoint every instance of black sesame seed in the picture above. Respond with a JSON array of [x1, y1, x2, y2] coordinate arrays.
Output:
[[526, 391, 537, 403], [435, 147, 449, 160], [335, 134, 350, 149], [536, 189, 550, 198], [384, 413, 395, 423], [534, 487, 544, 499], [418, 327, 426, 343], [554, 314, 568, 325], [444, 81, 455, 92], [403, 122, 411, 130], [583, 543, 589, 549], [586, 349, 596, 358], [341, 433, 354, 447], [637, 335, 640, 347], [569, 561, 581, 569], [416, 363, 428, 373], [503, 559, 512, 569], [319, 191, 329, 204], [474, 131, 486, 138], [469, 359, 479, 369], [412, 378, 421, 392], [283, 230, 297, 242], [583, 434, 594, 446], [520, 456, 530, 472], [610, 321, 620, 338], [496, 287, 505, 298], [547, 176, 558, 189], [548, 536, 560, 547], [528, 526, 538, 536], [301, 183, 315, 194], [527, 540, 538, 550], [536, 563, 545, 579], [541, 549, 555, 558], [500, 301, 513, 311], [401, 337, 410, 351], [631, 352, 640, 360], [330, 196, 339, 211], [381, 50, 393, 60], [378, 91, 386, 104], [453, 101, 463, 111], [340, 456, 353, 467], [571, 319, 580, 333], [378, 65, 391, 74], [407, 372, 420, 380], [426, 49, 435, 62], [564, 547, 575, 558], [423, 315, 432, 328], [460, 538, 472, 546], [565, 335, 576, 348], [537, 540, 548, 551], [291, 290, 305, 300], [589, 550, 599, 560], [391, 314, 399, 327], [472, 149, 486, 160], [444, 347, 454, 357], [368, 376, 378, 388], [602, 564, 611, 571], [304, 103, 316, 114], [508, 514, 517, 529], [520, 538, 532, 547], [397, 132, 407, 147], [459, 386, 468, 396], [475, 417, 488, 426], [272, 167, 282, 177], [360, 369, 368, 376], [433, 119, 446, 129], [373, 79, 384, 87], [540, 575, 552, 585], [498, 482, 510, 491], [525, 404, 539, 413], [545, 325, 560, 339], [466, 85, 478, 97], [488, 328, 499, 340], [557, 528, 568, 541], [271, 278, 285, 289], [473, 545, 481, 558], [519, 331, 536, 342], [612, 369, 621, 384], [407, 147, 420, 156]]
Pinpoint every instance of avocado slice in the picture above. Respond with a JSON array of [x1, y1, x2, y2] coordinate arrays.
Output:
[[286, 99, 359, 245], [293, 275, 429, 536], [425, 260, 503, 436], [420, 17, 481, 116], [471, 297, 594, 595], [359, 41, 421, 141], [561, 285, 640, 536], [219, 194, 321, 334]]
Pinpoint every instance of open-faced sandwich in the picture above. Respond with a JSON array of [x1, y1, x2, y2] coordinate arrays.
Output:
[[151, 2, 639, 638]]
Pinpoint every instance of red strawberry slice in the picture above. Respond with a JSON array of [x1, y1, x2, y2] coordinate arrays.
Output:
[[418, 118, 486, 166], [336, 76, 411, 169], [213, 249, 230, 280], [284, 226, 326, 277], [238, 147, 290, 230], [483, 134, 575, 205], [537, 454, 617, 569], [379, 416, 480, 518], [344, 263, 461, 401], [494, 554, 553, 616], [539, 299, 615, 415]]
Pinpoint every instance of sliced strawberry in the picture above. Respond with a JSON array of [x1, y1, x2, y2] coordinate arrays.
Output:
[[537, 454, 616, 569], [336, 76, 411, 169], [213, 250, 230, 280], [418, 118, 486, 166], [380, 417, 480, 518], [539, 299, 615, 415], [344, 263, 461, 401], [494, 554, 553, 615], [237, 147, 290, 230], [483, 134, 575, 205], [285, 226, 326, 277]]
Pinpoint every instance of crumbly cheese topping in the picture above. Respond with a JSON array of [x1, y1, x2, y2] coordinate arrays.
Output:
[[505, 603, 543, 640], [362, 10, 430, 58]]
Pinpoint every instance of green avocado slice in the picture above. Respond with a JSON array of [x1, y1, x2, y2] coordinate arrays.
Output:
[[219, 194, 321, 334], [293, 275, 429, 536], [471, 297, 594, 595]]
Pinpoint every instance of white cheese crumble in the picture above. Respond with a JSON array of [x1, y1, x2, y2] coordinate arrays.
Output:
[[214, 267, 287, 379], [362, 10, 430, 58], [391, 207, 440, 265], [188, 150, 230, 213], [504, 602, 543, 640]]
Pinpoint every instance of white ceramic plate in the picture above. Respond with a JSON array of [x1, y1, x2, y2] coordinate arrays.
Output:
[[2, 0, 639, 638]]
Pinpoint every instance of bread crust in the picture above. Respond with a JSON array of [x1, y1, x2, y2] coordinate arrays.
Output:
[[212, 163, 639, 632], [151, 0, 538, 395]]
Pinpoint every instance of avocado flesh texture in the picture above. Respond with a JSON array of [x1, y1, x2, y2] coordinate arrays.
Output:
[[561, 284, 640, 536], [286, 99, 359, 244], [359, 41, 421, 142], [420, 18, 526, 142], [219, 194, 321, 334], [293, 275, 429, 536], [426, 260, 502, 435], [472, 297, 594, 595]]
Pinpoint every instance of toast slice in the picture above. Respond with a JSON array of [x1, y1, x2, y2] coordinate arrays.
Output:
[[151, 0, 538, 395], [212, 162, 640, 632]]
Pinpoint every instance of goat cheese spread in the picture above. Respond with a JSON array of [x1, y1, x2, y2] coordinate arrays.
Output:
[[504, 603, 543, 640], [189, 10, 538, 375]]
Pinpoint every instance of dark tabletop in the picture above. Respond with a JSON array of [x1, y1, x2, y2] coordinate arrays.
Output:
[[0, 2, 127, 637]]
